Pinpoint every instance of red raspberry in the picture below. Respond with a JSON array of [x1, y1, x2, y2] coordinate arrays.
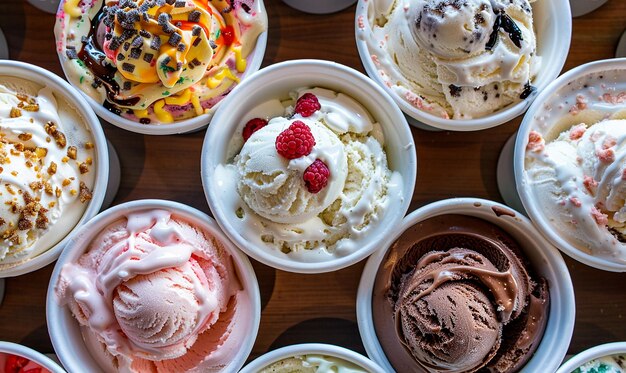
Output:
[[294, 93, 321, 117], [275, 120, 315, 159], [5, 354, 29, 373], [303, 159, 330, 193], [242, 118, 268, 142]]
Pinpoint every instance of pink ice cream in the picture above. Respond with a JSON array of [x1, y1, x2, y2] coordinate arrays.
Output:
[[55, 209, 246, 372]]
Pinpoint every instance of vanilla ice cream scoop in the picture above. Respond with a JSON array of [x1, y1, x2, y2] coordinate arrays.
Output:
[[237, 117, 347, 224], [526, 119, 626, 262], [0, 78, 96, 266]]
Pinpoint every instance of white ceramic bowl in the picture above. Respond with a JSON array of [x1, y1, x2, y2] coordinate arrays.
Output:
[[240, 343, 384, 372], [514, 58, 626, 272], [201, 59, 417, 274], [355, 0, 572, 131], [55, 2, 268, 135], [357, 198, 575, 373], [0, 60, 109, 278], [0, 341, 65, 373], [46, 199, 261, 373], [556, 342, 626, 373]]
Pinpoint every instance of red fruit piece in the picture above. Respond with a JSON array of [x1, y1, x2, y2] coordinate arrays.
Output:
[[242, 118, 268, 142], [220, 25, 235, 46], [303, 159, 330, 193], [275, 120, 316, 159], [20, 368, 42, 373], [5, 354, 30, 373], [294, 93, 321, 117]]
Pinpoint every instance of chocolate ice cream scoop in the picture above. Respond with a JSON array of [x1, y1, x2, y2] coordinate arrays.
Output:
[[372, 214, 549, 373]]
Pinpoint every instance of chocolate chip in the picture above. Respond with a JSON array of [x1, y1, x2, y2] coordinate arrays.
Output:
[[123, 42, 130, 51], [139, 29, 151, 38], [130, 47, 142, 59], [156, 0, 166, 5], [241, 3, 251, 13], [150, 36, 161, 50], [157, 13, 169, 25], [143, 53, 154, 63], [168, 32, 181, 46], [109, 37, 121, 50], [176, 62, 182, 70], [165, 0, 175, 4], [193, 37, 202, 47], [117, 53, 125, 61], [177, 43, 186, 52], [131, 35, 143, 47], [190, 58, 200, 67], [448, 84, 462, 98], [520, 82, 535, 99], [209, 40, 217, 49], [104, 32, 112, 40], [174, 0, 185, 7], [123, 81, 132, 90], [65, 48, 78, 59], [191, 25, 201, 36], [122, 62, 135, 73], [140, 117, 151, 124], [188, 10, 200, 22], [121, 29, 137, 40], [161, 55, 171, 65]]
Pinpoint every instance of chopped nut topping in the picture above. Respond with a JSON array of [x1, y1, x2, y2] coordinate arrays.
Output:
[[22, 103, 40, 112], [86, 157, 93, 165], [0, 218, 4, 226], [44, 122, 67, 148], [17, 217, 33, 230], [10, 107, 22, 118], [79, 162, 89, 174], [10, 171, 17, 176], [85, 142, 94, 149], [79, 181, 92, 203], [44, 182, 53, 195], [35, 147, 48, 158], [70, 189, 78, 196], [67, 146, 77, 160], [29, 181, 43, 191], [62, 156, 69, 163], [62, 179, 71, 187], [13, 143, 24, 152], [55, 187, 61, 198], [48, 201, 56, 208], [18, 133, 32, 141], [47, 162, 57, 175]]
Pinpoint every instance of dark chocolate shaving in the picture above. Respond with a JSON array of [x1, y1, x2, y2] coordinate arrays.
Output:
[[188, 10, 200, 22], [121, 62, 135, 73], [520, 82, 535, 99], [448, 84, 462, 98], [143, 53, 154, 63], [129, 47, 142, 59]]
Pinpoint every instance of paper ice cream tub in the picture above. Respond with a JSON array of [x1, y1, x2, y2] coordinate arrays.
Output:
[[240, 343, 384, 372], [356, 198, 575, 373], [355, 0, 572, 131], [556, 342, 626, 373], [515, 58, 626, 272], [54, 0, 268, 135], [0, 341, 65, 373], [201, 59, 417, 274], [0, 60, 109, 278], [46, 199, 261, 373]]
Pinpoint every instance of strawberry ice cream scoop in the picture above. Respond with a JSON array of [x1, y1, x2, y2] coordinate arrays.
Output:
[[55, 209, 242, 372]]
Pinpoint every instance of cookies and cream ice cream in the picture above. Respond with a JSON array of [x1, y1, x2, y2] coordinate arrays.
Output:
[[215, 87, 404, 262], [524, 67, 626, 264], [258, 354, 368, 373], [357, 0, 541, 119], [55, 209, 248, 372], [372, 214, 549, 372], [55, 0, 267, 124], [0, 76, 95, 268]]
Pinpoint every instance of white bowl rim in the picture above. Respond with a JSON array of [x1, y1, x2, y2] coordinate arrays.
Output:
[[239, 343, 385, 373], [0, 341, 66, 373], [354, 0, 573, 131], [514, 57, 626, 272], [556, 342, 626, 373], [45, 199, 261, 373], [55, 5, 269, 136], [201, 58, 417, 274], [0, 60, 109, 278], [356, 197, 576, 373]]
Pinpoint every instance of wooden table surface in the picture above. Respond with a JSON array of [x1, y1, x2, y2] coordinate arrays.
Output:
[[0, 0, 625, 369]]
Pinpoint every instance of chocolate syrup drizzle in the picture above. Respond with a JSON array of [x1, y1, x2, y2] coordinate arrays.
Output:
[[78, 6, 140, 113]]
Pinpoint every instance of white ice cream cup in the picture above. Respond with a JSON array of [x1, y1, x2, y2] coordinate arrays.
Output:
[[46, 199, 261, 373], [356, 198, 575, 373], [355, 0, 572, 131], [55, 2, 268, 136], [201, 59, 417, 274], [514, 58, 626, 272], [282, 0, 357, 14], [239, 343, 384, 372], [0, 60, 109, 278], [0, 341, 66, 373], [556, 342, 626, 373]]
